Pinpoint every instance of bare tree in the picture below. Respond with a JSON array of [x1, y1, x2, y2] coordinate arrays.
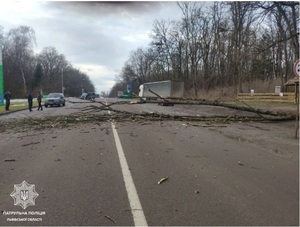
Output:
[[177, 2, 208, 96], [37, 46, 69, 92], [129, 48, 154, 84], [114, 1, 298, 98], [6, 26, 36, 94], [63, 67, 94, 97]]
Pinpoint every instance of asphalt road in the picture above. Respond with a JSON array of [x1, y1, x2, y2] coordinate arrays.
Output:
[[0, 98, 298, 226]]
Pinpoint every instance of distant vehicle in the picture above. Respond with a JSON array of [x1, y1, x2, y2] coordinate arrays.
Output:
[[95, 93, 100, 98], [45, 93, 65, 107], [139, 80, 184, 99], [79, 92, 95, 100], [85, 92, 96, 101], [80, 93, 87, 99]]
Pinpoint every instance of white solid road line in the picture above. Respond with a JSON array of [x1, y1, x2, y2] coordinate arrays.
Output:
[[111, 123, 148, 226], [106, 99, 148, 226]]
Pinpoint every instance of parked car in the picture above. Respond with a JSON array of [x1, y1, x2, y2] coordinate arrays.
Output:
[[45, 93, 65, 107]]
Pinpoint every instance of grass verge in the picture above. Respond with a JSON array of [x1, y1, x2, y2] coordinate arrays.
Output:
[[0, 101, 38, 113]]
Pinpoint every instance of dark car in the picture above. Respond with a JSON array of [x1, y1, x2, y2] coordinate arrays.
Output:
[[45, 93, 65, 107], [85, 92, 95, 100]]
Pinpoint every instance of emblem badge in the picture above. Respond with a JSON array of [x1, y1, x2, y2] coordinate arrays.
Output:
[[10, 180, 39, 209]]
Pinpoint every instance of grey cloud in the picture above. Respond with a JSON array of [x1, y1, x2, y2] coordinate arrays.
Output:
[[33, 9, 128, 68], [45, 1, 165, 18], [35, 2, 180, 69], [21, 1, 181, 91]]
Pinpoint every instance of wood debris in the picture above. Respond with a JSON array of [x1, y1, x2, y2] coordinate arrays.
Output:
[[104, 215, 116, 223], [22, 142, 40, 147], [158, 177, 169, 184]]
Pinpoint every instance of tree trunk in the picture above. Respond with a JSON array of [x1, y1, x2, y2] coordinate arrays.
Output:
[[20, 66, 27, 94]]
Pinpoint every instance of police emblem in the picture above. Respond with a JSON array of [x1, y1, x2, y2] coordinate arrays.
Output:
[[10, 180, 39, 209]]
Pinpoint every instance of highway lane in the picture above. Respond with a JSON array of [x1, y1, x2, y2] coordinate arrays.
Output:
[[0, 98, 298, 226], [0, 123, 134, 226], [117, 121, 298, 226]]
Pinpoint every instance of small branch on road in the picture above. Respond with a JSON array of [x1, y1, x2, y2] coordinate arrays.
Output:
[[158, 177, 169, 184], [104, 215, 116, 223], [4, 159, 16, 162], [21, 142, 40, 147], [238, 161, 244, 166]]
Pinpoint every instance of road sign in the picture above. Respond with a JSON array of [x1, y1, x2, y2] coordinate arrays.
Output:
[[294, 59, 300, 77], [127, 84, 131, 92], [117, 91, 123, 97]]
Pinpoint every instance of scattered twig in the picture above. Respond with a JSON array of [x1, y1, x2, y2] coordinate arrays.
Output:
[[185, 155, 203, 158], [22, 142, 40, 147], [158, 177, 169, 184], [104, 215, 116, 223], [223, 115, 232, 123], [4, 159, 16, 162], [17, 134, 39, 138]]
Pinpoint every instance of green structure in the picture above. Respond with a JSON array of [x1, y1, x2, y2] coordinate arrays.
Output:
[[0, 47, 3, 106], [120, 91, 132, 99]]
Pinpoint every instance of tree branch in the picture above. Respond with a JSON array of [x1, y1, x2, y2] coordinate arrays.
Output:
[[254, 32, 299, 54]]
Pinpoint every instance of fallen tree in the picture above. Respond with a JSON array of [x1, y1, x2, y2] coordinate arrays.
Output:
[[0, 103, 295, 132]]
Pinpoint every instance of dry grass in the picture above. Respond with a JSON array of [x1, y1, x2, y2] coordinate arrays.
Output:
[[186, 78, 294, 101]]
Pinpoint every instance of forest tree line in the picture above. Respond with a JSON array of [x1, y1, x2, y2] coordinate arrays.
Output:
[[109, 1, 299, 98], [0, 26, 95, 98]]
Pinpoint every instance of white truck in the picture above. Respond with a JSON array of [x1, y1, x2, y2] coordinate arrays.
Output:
[[138, 80, 184, 99]]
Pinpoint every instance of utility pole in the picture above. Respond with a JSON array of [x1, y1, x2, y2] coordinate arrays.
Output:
[[61, 69, 64, 95], [81, 78, 85, 95], [0, 46, 4, 106]]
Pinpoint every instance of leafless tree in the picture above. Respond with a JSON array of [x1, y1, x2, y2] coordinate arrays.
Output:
[[114, 1, 299, 97], [37, 46, 69, 92], [5, 26, 36, 95]]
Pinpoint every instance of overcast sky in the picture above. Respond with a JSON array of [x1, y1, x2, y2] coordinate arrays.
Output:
[[0, 1, 183, 93]]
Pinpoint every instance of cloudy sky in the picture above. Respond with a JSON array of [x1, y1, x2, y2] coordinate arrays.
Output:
[[0, 1, 183, 93]]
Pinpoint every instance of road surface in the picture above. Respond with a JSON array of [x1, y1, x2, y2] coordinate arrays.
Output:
[[0, 97, 298, 226]]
